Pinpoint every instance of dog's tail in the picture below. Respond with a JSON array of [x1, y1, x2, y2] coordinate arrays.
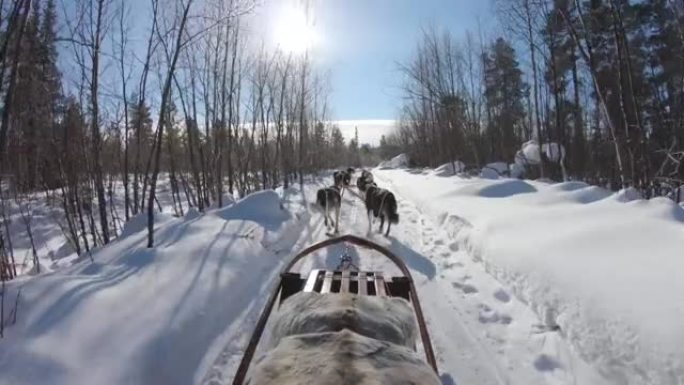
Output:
[[315, 189, 325, 208], [386, 192, 399, 224]]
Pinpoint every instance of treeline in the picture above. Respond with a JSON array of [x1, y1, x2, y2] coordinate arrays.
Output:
[[390, 0, 684, 196], [0, 0, 363, 280]]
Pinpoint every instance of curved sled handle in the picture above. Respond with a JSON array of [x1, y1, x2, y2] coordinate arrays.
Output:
[[232, 235, 438, 384]]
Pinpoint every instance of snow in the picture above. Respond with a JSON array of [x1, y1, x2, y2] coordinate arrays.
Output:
[[481, 162, 509, 179], [434, 161, 466, 176], [0, 188, 309, 385], [519, 140, 566, 165], [3, 168, 682, 385], [378, 153, 409, 169], [376, 168, 684, 385]]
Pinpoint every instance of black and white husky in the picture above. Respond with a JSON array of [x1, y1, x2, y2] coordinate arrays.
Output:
[[316, 185, 342, 234], [364, 185, 399, 236], [357, 170, 374, 192]]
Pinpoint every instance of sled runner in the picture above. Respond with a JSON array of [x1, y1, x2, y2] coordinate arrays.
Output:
[[231, 234, 438, 385]]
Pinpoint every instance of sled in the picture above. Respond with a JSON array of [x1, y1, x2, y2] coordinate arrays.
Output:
[[231, 234, 438, 385]]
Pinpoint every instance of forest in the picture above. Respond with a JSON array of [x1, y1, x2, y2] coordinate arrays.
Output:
[[389, 0, 684, 194]]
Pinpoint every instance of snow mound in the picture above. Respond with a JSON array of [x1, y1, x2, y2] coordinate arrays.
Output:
[[565, 185, 612, 204], [120, 212, 176, 238], [378, 153, 409, 169], [551, 181, 590, 192], [270, 292, 417, 349], [613, 187, 643, 202], [519, 140, 566, 165], [246, 330, 441, 385], [477, 180, 537, 198], [480, 162, 508, 179], [183, 207, 201, 220], [509, 162, 525, 179], [434, 161, 465, 176], [213, 190, 290, 230], [0, 187, 310, 385]]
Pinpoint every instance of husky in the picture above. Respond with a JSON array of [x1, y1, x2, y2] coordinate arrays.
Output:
[[333, 169, 352, 188], [357, 170, 374, 192], [316, 185, 342, 234], [364, 185, 399, 236]]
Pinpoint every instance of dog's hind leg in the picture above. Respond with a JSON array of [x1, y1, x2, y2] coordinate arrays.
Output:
[[334, 204, 340, 234], [367, 210, 373, 234], [378, 215, 385, 234], [385, 218, 391, 237]]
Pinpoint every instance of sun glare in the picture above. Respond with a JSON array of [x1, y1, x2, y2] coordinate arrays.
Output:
[[274, 6, 316, 54]]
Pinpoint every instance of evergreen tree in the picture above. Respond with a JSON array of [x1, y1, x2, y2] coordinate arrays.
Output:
[[483, 38, 527, 161]]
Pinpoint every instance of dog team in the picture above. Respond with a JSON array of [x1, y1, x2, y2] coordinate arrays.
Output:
[[316, 168, 399, 236]]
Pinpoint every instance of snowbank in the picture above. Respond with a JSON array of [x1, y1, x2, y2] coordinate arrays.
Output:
[[480, 162, 509, 179], [377, 169, 684, 385], [433, 161, 465, 176], [378, 153, 409, 169], [0, 189, 309, 385]]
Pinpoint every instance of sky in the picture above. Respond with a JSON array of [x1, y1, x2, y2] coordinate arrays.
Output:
[[57, 0, 495, 146], [252, 0, 495, 144]]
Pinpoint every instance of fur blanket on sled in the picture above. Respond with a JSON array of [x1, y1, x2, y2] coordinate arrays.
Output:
[[245, 292, 441, 385]]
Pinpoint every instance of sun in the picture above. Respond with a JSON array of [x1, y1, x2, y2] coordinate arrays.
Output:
[[273, 5, 316, 54]]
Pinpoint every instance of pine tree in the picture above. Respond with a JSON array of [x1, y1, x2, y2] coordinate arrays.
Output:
[[483, 38, 527, 161]]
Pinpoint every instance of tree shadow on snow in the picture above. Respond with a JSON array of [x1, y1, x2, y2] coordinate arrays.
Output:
[[387, 236, 436, 280]]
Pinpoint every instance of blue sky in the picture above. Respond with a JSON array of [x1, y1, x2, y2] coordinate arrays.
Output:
[[58, 0, 495, 145], [252, 0, 495, 143], [311, 0, 493, 120]]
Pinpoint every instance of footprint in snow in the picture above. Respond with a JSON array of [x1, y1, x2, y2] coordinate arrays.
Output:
[[493, 289, 511, 303], [434, 239, 445, 246], [442, 261, 463, 269], [478, 304, 513, 325], [448, 242, 459, 251], [452, 281, 478, 294], [533, 354, 562, 372]]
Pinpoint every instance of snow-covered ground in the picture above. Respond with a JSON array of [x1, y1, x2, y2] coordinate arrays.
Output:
[[376, 167, 684, 385], [1, 167, 682, 385]]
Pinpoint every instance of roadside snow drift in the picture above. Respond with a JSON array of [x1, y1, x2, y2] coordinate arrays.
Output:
[[379, 153, 409, 169], [0, 189, 307, 385], [377, 169, 684, 385]]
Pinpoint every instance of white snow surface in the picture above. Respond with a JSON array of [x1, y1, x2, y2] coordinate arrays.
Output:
[[519, 140, 566, 165], [2, 169, 682, 385], [434, 161, 466, 176], [0, 189, 309, 385], [376, 169, 684, 385], [378, 153, 409, 169]]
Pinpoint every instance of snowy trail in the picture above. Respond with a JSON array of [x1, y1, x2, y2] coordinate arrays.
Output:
[[202, 173, 608, 385]]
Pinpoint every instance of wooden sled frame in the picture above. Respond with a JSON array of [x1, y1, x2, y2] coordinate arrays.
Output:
[[231, 234, 438, 384]]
